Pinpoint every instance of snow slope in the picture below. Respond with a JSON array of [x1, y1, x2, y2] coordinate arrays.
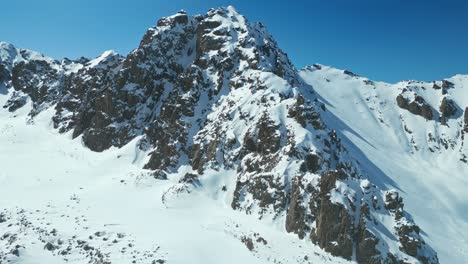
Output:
[[0, 87, 352, 264], [300, 65, 468, 264]]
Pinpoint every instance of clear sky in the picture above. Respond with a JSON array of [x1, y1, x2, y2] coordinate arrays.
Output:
[[1, 0, 467, 83]]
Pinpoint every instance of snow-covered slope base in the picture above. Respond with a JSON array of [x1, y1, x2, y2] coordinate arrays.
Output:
[[300, 66, 468, 264], [0, 93, 351, 264]]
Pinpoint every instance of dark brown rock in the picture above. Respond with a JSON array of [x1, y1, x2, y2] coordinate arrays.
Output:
[[439, 97, 457, 125], [0, 64, 10, 82], [82, 127, 115, 152], [179, 173, 201, 187], [11, 60, 60, 109], [285, 178, 309, 239], [441, 80, 453, 95], [300, 153, 321, 173], [190, 139, 219, 173], [384, 190, 403, 211], [288, 95, 323, 129], [397, 224, 421, 257], [313, 64, 322, 70], [441, 79, 453, 89], [396, 94, 408, 109], [310, 171, 353, 260], [419, 104, 434, 120], [463, 107, 468, 133], [157, 13, 189, 28], [231, 173, 286, 215], [356, 229, 380, 264], [3, 93, 28, 112], [356, 203, 380, 264], [344, 70, 357, 77], [241, 236, 254, 251], [44, 242, 56, 251], [240, 113, 280, 156], [143, 127, 178, 171], [396, 94, 433, 120]]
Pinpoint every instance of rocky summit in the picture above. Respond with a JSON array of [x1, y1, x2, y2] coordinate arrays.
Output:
[[1, 6, 467, 264]]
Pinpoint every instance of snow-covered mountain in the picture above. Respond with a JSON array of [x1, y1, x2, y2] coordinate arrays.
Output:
[[300, 65, 468, 264], [0, 6, 466, 264]]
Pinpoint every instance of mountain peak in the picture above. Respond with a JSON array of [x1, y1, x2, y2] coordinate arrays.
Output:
[[85, 50, 121, 68], [0, 42, 19, 68], [1, 8, 455, 264], [206, 5, 241, 16], [0, 41, 15, 50]]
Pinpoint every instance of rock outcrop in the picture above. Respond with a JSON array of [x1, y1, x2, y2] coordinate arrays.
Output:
[[439, 97, 457, 125], [310, 171, 353, 260], [464, 107, 468, 133], [441, 79, 453, 95], [396, 93, 434, 120]]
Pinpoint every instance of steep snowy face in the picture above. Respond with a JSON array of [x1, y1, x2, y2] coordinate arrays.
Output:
[[1, 8, 441, 264], [300, 65, 468, 163], [300, 65, 468, 263]]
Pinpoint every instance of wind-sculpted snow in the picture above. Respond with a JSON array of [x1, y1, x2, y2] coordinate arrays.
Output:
[[0, 6, 459, 264]]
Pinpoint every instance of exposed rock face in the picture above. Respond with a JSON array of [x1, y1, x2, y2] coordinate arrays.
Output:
[[356, 206, 380, 264], [441, 79, 453, 95], [0, 7, 439, 264], [394, 83, 464, 131], [3, 92, 27, 112], [343, 70, 357, 77], [8, 58, 61, 116], [384, 190, 439, 264], [285, 177, 315, 239], [396, 93, 433, 120], [310, 171, 353, 260], [439, 97, 457, 125], [0, 64, 10, 82], [300, 153, 321, 173], [464, 107, 468, 132]]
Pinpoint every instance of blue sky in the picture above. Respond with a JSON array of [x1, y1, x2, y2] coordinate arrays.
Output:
[[1, 0, 467, 82]]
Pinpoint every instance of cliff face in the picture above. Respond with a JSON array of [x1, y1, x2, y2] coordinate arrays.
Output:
[[0, 7, 445, 264]]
